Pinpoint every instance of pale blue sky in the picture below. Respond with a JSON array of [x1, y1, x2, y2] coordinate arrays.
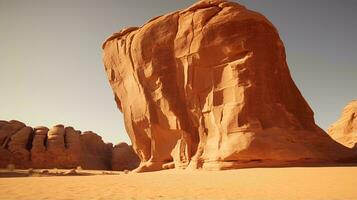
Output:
[[1, 0, 356, 144]]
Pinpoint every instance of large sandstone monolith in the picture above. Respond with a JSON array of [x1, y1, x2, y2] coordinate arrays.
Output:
[[329, 100, 357, 151], [102, 0, 356, 172]]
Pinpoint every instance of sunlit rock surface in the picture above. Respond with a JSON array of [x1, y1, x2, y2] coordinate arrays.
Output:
[[0, 120, 113, 169], [329, 100, 357, 151], [102, 0, 356, 172]]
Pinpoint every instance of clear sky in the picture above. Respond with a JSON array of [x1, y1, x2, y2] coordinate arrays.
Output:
[[1, 0, 356, 144]]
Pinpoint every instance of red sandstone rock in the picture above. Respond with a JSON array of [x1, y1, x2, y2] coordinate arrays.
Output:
[[80, 131, 113, 170], [31, 126, 49, 152], [0, 120, 26, 167], [0, 120, 115, 170], [102, 0, 356, 172], [0, 120, 25, 148], [30, 126, 49, 167], [112, 143, 140, 171], [328, 100, 357, 150], [8, 126, 33, 166]]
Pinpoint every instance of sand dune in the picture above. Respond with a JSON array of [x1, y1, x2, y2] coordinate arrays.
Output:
[[1, 167, 357, 200]]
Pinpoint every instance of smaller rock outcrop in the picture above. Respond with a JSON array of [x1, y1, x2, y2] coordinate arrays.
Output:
[[0, 120, 113, 169], [8, 126, 33, 165], [329, 100, 357, 150], [112, 143, 140, 171], [80, 131, 113, 170]]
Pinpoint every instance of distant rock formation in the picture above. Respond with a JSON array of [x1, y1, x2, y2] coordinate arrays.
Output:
[[102, 0, 356, 172], [112, 143, 140, 171], [0, 120, 116, 170], [329, 100, 357, 150]]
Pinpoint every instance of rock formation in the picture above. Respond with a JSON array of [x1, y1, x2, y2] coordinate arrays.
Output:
[[328, 100, 357, 150], [102, 0, 356, 172], [0, 120, 113, 169], [112, 143, 140, 171], [80, 131, 114, 169]]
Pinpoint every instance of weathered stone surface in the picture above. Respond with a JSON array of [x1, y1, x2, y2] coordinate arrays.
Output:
[[31, 126, 49, 152], [8, 126, 33, 166], [0, 120, 116, 170], [103, 0, 356, 172], [30, 126, 49, 167], [0, 120, 25, 148], [112, 143, 140, 171], [329, 100, 357, 150], [80, 131, 113, 170], [0, 120, 26, 167], [47, 124, 65, 152]]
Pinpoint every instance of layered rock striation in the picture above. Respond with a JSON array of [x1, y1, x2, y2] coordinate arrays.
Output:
[[329, 100, 357, 150], [103, 0, 356, 172]]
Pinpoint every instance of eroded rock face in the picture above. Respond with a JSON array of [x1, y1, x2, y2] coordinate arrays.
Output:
[[112, 143, 140, 171], [80, 131, 113, 169], [328, 100, 357, 150], [103, 0, 356, 172], [0, 120, 113, 170]]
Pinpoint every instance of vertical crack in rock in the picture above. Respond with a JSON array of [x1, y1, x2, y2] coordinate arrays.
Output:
[[26, 130, 34, 151], [0, 121, 25, 149]]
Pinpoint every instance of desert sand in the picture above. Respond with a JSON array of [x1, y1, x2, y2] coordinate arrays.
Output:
[[1, 167, 357, 200]]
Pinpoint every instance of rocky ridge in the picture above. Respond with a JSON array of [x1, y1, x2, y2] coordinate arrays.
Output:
[[0, 120, 139, 170]]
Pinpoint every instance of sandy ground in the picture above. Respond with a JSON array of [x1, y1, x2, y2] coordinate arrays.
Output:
[[0, 167, 357, 200]]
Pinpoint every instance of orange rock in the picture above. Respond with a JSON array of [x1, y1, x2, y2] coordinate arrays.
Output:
[[329, 100, 357, 150], [30, 126, 49, 167], [0, 120, 26, 167], [112, 143, 140, 171], [0, 120, 115, 170], [8, 126, 33, 165], [80, 131, 113, 170], [102, 0, 356, 172], [0, 120, 25, 148]]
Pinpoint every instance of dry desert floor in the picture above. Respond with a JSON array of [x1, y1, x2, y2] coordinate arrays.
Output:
[[1, 167, 357, 200]]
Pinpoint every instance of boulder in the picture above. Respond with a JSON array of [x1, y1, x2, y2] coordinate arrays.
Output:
[[328, 100, 357, 150], [30, 126, 49, 167], [8, 126, 33, 166], [80, 131, 112, 170], [112, 143, 140, 171], [102, 0, 356, 172], [0, 120, 25, 148], [46, 124, 65, 151], [31, 126, 49, 152], [0, 120, 26, 167]]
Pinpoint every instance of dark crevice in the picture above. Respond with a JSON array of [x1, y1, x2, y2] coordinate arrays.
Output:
[[64, 130, 68, 149], [1, 127, 23, 148], [43, 134, 48, 150], [163, 158, 173, 163], [26, 130, 34, 151], [249, 159, 263, 162]]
